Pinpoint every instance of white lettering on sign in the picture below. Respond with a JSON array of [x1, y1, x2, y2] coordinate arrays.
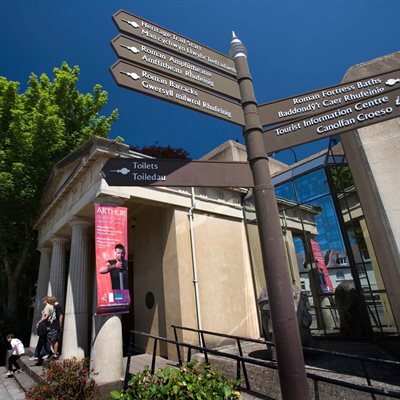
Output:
[[142, 55, 183, 75], [176, 93, 201, 106], [172, 33, 186, 44], [169, 80, 198, 96], [141, 45, 166, 60], [293, 93, 321, 104], [206, 56, 237, 74], [317, 118, 356, 134], [132, 161, 159, 170], [303, 107, 353, 127], [278, 102, 321, 118], [322, 98, 342, 107], [141, 29, 158, 41], [96, 207, 127, 216], [141, 21, 171, 38], [356, 107, 393, 122], [184, 70, 215, 87], [142, 71, 167, 85], [133, 172, 166, 181], [354, 95, 389, 111], [202, 102, 232, 118], [343, 87, 385, 102], [356, 77, 381, 88], [322, 85, 355, 97], [275, 122, 302, 136], [142, 81, 174, 97], [169, 57, 212, 77]]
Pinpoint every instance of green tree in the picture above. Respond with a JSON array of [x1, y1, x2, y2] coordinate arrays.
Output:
[[0, 62, 118, 321], [131, 143, 191, 159]]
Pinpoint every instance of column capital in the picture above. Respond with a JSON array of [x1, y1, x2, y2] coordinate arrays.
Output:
[[51, 235, 70, 245], [69, 217, 93, 228], [37, 246, 52, 254]]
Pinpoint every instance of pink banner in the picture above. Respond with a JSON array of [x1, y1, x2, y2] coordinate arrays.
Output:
[[310, 239, 334, 294], [95, 203, 130, 315]]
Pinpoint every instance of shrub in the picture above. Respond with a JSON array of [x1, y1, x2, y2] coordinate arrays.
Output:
[[25, 357, 97, 399], [110, 361, 242, 400]]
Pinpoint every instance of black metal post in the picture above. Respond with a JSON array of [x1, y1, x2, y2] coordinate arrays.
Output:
[[229, 32, 310, 400]]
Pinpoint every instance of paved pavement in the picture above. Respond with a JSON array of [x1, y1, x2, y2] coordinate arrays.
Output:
[[0, 367, 25, 400]]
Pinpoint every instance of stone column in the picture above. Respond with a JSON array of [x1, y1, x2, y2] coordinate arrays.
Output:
[[62, 219, 92, 359], [30, 247, 52, 348], [48, 236, 69, 305], [90, 197, 125, 383]]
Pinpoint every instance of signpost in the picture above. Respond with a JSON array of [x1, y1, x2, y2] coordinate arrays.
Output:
[[109, 10, 312, 399], [110, 59, 245, 126], [102, 158, 254, 188], [111, 34, 241, 100], [107, 10, 399, 399], [263, 88, 400, 153], [258, 68, 400, 127], [112, 10, 237, 77]]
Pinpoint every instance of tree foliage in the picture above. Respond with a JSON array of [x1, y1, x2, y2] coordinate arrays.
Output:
[[131, 144, 191, 160], [0, 62, 118, 320]]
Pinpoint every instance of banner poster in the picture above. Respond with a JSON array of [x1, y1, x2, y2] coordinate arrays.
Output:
[[95, 203, 130, 315], [310, 239, 334, 294]]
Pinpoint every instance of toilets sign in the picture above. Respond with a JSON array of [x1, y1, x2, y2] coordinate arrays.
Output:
[[102, 158, 254, 188]]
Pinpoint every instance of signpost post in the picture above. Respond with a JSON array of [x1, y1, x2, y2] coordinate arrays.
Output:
[[229, 33, 310, 400]]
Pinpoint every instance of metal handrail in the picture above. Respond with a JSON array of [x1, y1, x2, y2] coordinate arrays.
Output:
[[124, 329, 400, 399], [172, 324, 400, 368]]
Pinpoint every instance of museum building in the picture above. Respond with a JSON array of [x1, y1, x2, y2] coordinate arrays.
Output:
[[29, 53, 400, 386]]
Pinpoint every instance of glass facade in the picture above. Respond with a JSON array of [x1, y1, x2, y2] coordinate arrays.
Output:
[[244, 137, 399, 338]]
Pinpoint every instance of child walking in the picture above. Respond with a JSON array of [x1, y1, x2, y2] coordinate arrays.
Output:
[[6, 333, 25, 377]]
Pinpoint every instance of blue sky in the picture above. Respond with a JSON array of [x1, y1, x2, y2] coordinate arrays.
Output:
[[1, 0, 399, 163]]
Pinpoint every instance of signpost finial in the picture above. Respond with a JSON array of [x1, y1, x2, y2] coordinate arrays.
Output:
[[229, 31, 247, 59]]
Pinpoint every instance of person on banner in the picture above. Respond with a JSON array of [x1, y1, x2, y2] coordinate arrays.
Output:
[[100, 243, 129, 290]]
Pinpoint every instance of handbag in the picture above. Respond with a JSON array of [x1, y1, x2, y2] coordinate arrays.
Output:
[[36, 321, 48, 336]]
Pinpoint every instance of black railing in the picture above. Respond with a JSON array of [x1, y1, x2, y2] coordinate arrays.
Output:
[[124, 327, 400, 399]]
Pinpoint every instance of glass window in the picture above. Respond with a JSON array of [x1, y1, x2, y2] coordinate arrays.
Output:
[[294, 169, 330, 203]]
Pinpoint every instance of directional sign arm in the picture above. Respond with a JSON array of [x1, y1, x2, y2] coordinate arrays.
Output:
[[263, 88, 400, 153], [110, 59, 245, 126]]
